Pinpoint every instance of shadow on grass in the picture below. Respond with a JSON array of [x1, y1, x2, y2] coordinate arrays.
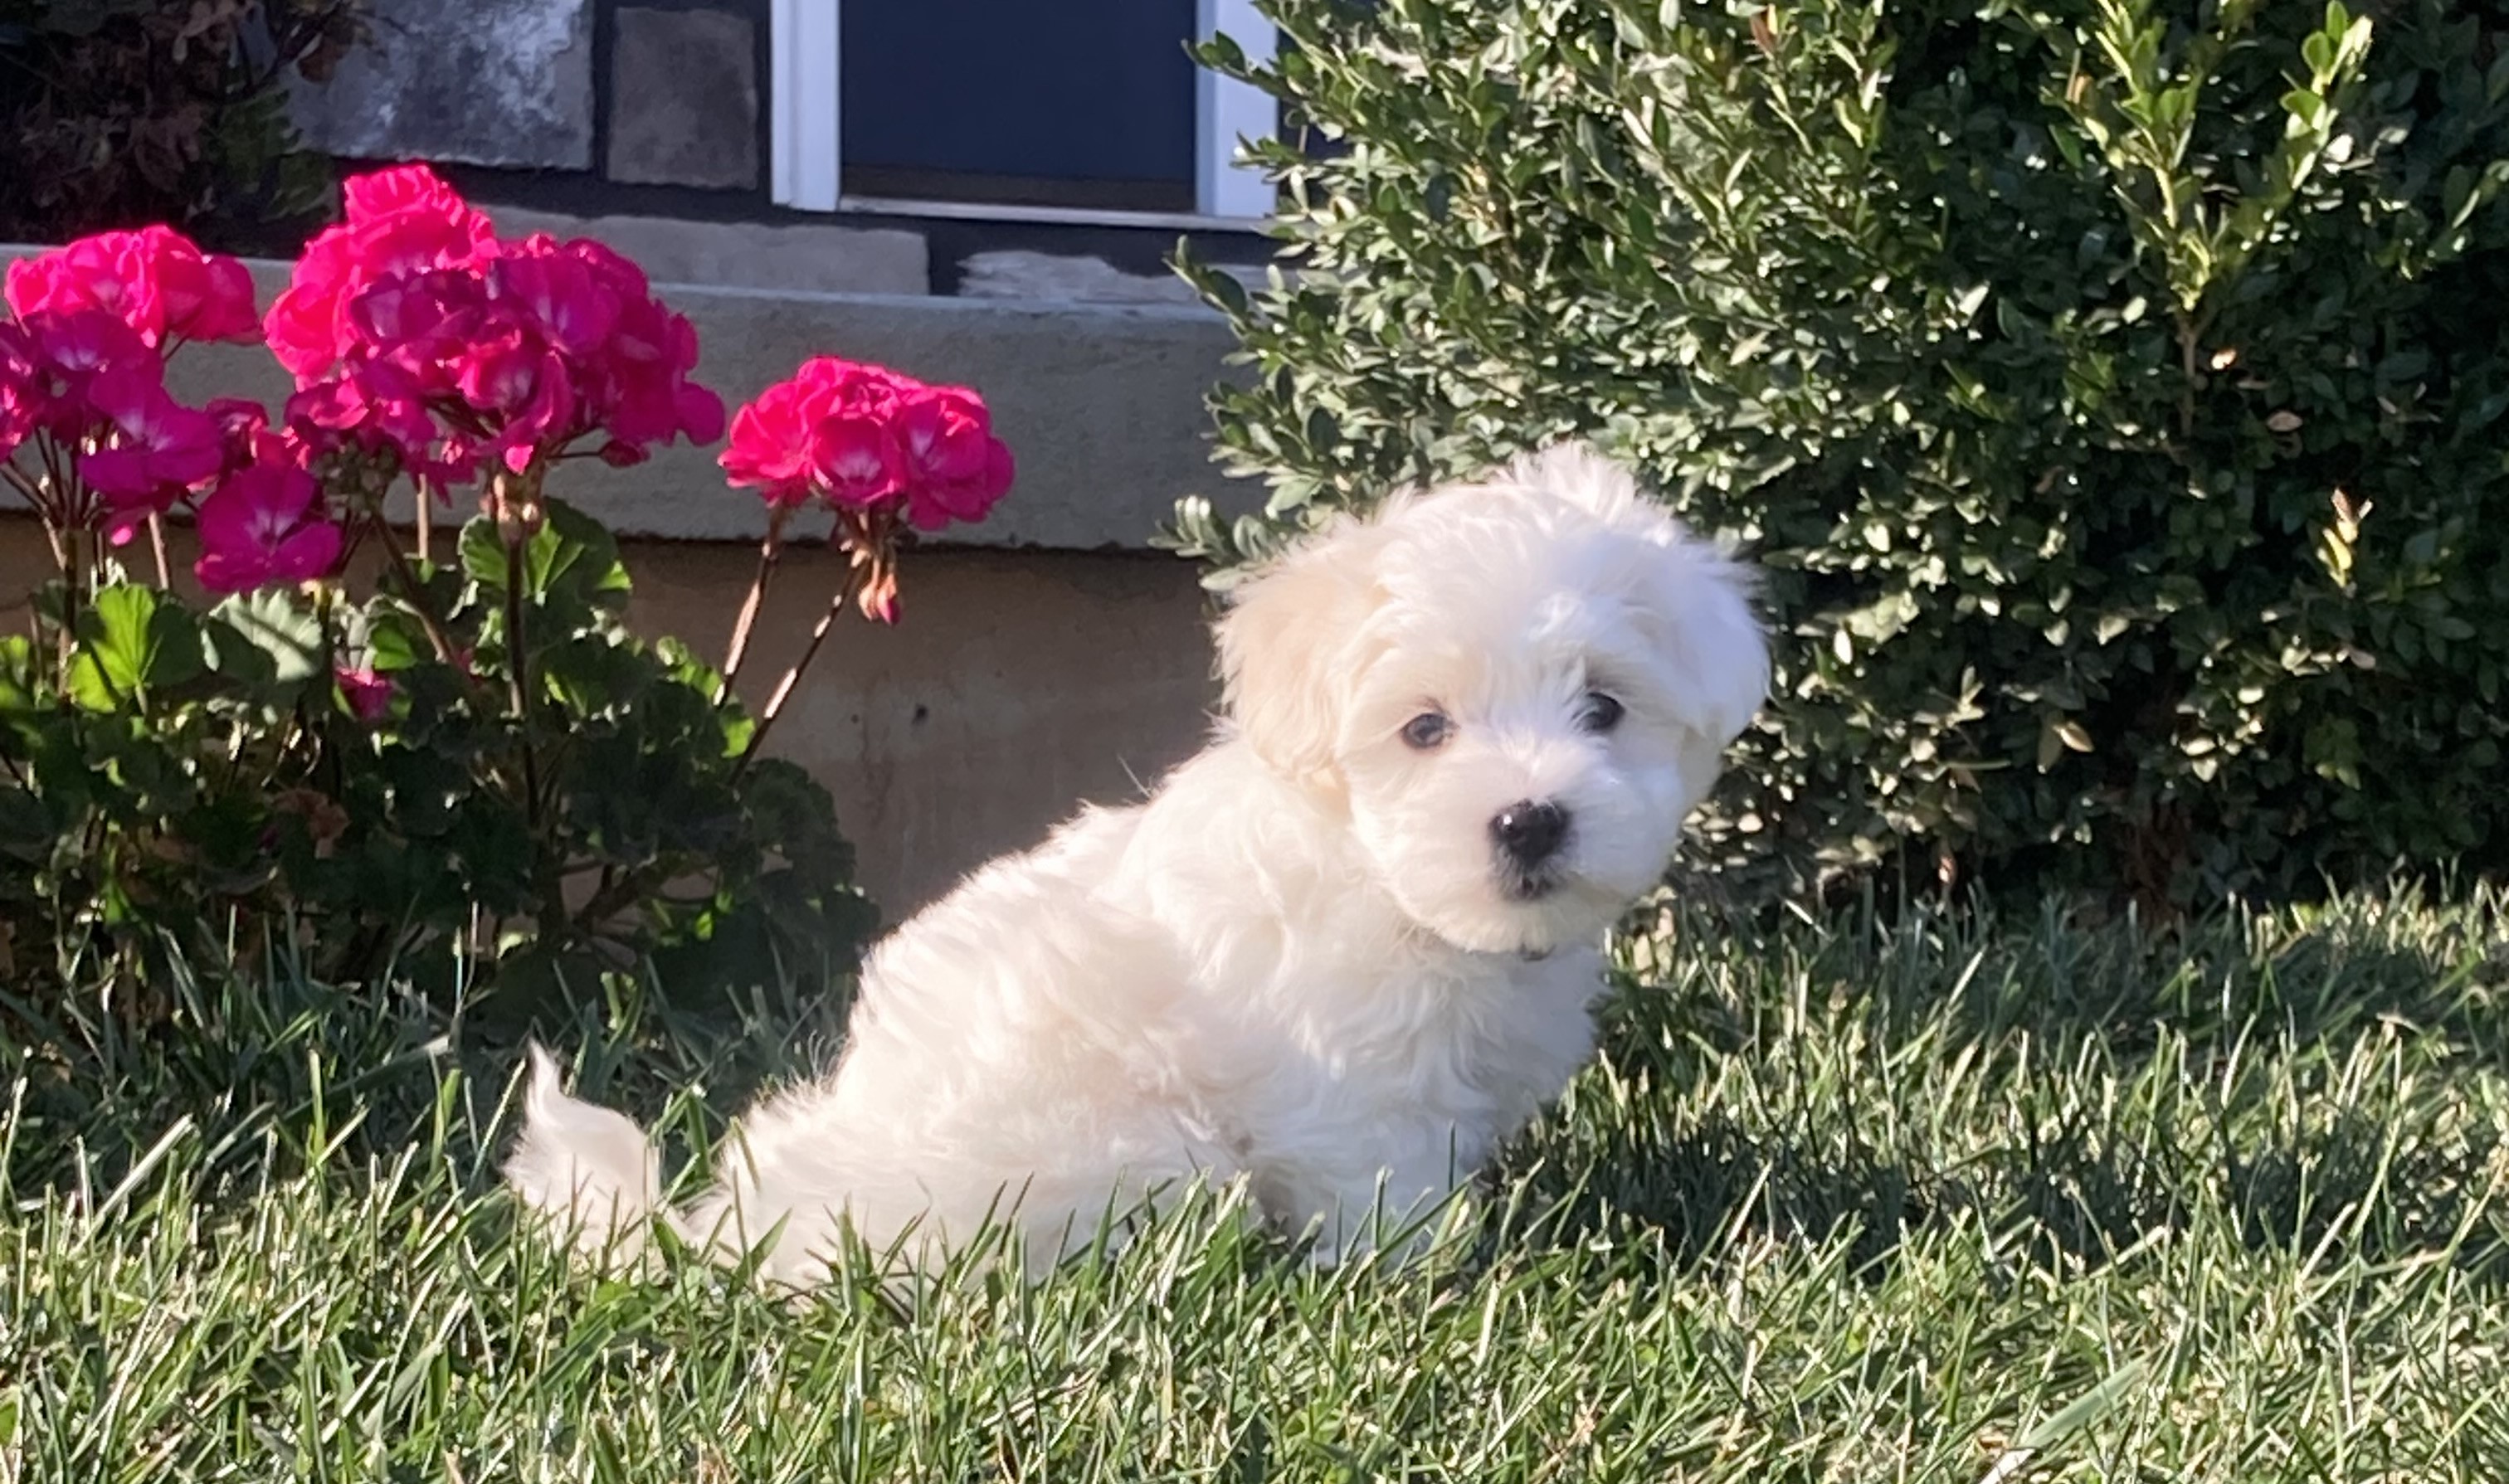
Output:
[[10, 885, 2506, 1301], [1509, 884, 2509, 1288], [0, 935, 850, 1202]]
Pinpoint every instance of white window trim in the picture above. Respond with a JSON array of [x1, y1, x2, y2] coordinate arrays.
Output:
[[1196, 0, 1278, 219], [768, 0, 841, 212], [769, 0, 1277, 226]]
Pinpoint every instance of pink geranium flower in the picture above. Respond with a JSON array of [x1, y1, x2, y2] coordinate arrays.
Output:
[[347, 267, 490, 396], [909, 439, 1017, 533], [77, 367, 225, 525], [260, 165, 722, 480], [264, 164, 496, 380], [194, 460, 344, 594], [515, 236, 722, 463], [811, 414, 905, 508], [489, 240, 620, 358], [5, 243, 148, 336], [11, 309, 155, 437], [0, 322, 39, 465], [455, 315, 577, 473], [342, 163, 481, 226], [719, 377, 823, 508], [335, 665, 397, 722], [158, 240, 261, 344], [285, 361, 473, 485], [4, 226, 258, 348], [720, 358, 1014, 534], [589, 300, 724, 462], [721, 358, 904, 504], [894, 384, 1016, 531], [202, 397, 281, 475]]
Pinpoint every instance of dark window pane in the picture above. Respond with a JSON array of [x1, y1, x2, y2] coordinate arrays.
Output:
[[842, 0, 1196, 211]]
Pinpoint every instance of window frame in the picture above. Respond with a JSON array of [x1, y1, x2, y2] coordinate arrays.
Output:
[[767, 0, 1275, 231]]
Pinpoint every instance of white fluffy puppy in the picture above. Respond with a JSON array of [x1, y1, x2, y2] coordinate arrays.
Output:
[[507, 441, 1767, 1285]]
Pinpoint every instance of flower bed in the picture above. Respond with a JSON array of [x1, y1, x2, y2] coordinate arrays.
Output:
[[0, 166, 1013, 1010]]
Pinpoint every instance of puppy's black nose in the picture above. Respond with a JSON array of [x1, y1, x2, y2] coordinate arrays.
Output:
[[1490, 800, 1570, 869]]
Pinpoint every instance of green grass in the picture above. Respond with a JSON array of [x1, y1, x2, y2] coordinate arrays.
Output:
[[5, 888, 2508, 1482]]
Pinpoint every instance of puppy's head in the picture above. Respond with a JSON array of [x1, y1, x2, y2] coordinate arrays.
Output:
[[1218, 441, 1767, 956]]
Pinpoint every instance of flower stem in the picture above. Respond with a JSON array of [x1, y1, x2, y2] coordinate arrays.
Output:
[[55, 524, 87, 682], [495, 474, 542, 824], [18, 442, 73, 588], [372, 521, 482, 694], [734, 559, 860, 777], [717, 513, 790, 700], [503, 542, 530, 718], [10, 463, 71, 577], [147, 515, 171, 587]]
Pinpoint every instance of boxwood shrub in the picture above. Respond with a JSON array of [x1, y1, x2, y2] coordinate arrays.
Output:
[[1171, 0, 2509, 908]]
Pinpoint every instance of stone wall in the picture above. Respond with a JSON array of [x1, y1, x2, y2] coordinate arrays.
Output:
[[605, 5, 762, 190], [294, 0, 759, 187], [287, 0, 1280, 304], [294, 0, 606, 172]]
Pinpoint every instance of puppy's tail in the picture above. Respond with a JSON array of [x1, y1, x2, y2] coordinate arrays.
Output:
[[504, 1044, 667, 1273]]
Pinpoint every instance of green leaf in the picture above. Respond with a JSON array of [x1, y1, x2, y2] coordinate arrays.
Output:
[[363, 608, 435, 674], [209, 588, 326, 685], [462, 501, 632, 619], [533, 499, 635, 613], [68, 585, 205, 710]]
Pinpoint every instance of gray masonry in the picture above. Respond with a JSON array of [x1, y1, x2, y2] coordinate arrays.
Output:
[[482, 207, 931, 297], [607, 7, 762, 189], [291, 0, 595, 169]]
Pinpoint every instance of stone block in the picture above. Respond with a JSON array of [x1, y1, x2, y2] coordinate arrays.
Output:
[[483, 207, 928, 295], [958, 250, 1273, 307], [607, 7, 761, 190], [621, 540, 1216, 912], [291, 0, 594, 169]]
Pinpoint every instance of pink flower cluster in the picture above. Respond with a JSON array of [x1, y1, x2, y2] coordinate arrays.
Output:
[[0, 226, 360, 590], [268, 166, 723, 483], [5, 226, 260, 350], [720, 358, 1014, 533], [3, 165, 1015, 616], [1, 229, 257, 546]]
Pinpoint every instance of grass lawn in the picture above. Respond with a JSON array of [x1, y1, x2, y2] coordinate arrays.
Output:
[[4, 889, 2507, 1482]]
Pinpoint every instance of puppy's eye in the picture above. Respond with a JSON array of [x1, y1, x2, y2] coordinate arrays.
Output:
[[1401, 711, 1454, 750], [1579, 692, 1625, 734]]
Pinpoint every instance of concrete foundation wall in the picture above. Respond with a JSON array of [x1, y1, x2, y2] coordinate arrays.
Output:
[[624, 538, 1219, 912], [0, 517, 1220, 915]]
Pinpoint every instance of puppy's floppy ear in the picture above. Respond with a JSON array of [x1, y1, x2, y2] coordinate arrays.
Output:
[[1216, 513, 1393, 780], [1508, 440, 1770, 749], [1636, 528, 1770, 754]]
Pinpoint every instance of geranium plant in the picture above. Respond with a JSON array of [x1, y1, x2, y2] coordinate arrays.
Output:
[[0, 166, 1014, 1012]]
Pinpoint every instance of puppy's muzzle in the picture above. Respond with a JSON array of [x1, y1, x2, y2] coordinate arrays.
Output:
[[1491, 799, 1571, 898]]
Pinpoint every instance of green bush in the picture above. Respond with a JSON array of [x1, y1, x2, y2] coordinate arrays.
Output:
[[0, 503, 878, 1015], [1172, 0, 2509, 907], [0, 0, 363, 250], [0, 178, 989, 1021]]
